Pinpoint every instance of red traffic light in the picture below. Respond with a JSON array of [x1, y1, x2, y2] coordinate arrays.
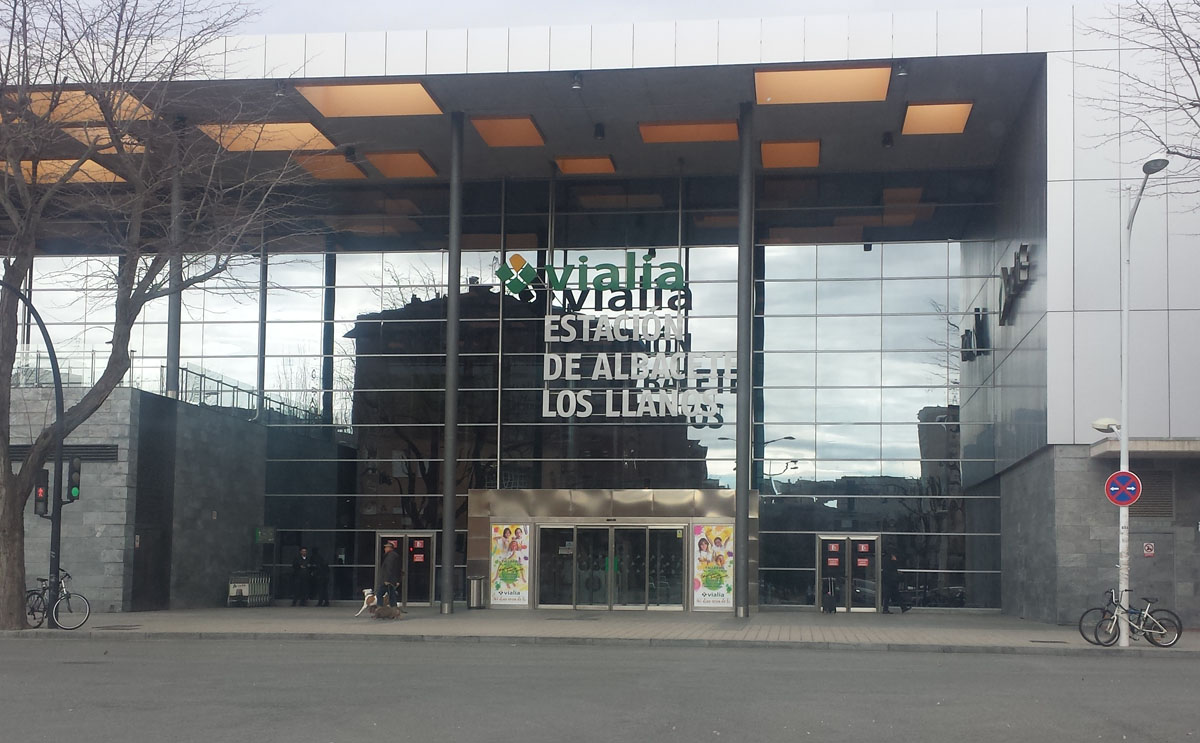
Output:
[[33, 469, 49, 517]]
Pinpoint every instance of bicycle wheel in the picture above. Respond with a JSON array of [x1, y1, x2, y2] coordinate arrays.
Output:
[[1145, 609, 1182, 648], [1094, 613, 1121, 646], [1078, 607, 1113, 645], [52, 592, 90, 630], [25, 591, 46, 629]]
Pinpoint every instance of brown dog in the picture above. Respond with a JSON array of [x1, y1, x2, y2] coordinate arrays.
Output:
[[370, 593, 405, 620]]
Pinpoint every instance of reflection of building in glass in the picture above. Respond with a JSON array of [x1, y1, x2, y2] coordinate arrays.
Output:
[[346, 284, 710, 513]]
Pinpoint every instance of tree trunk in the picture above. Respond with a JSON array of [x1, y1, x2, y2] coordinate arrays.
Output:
[[0, 474, 29, 630]]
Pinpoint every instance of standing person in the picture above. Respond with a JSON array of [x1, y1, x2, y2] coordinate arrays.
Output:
[[291, 547, 312, 606], [379, 540, 403, 608], [311, 547, 330, 607], [881, 552, 910, 614]]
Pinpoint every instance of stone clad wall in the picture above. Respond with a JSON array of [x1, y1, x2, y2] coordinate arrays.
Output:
[[20, 387, 266, 613], [169, 402, 266, 608], [19, 388, 137, 613]]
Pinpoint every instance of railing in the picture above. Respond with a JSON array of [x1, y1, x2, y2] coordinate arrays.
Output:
[[11, 351, 322, 428]]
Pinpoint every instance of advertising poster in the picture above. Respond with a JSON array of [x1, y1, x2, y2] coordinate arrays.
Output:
[[693, 524, 734, 609], [490, 524, 530, 605]]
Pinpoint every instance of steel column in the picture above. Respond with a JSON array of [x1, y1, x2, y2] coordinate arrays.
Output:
[[441, 111, 464, 614], [734, 101, 754, 618]]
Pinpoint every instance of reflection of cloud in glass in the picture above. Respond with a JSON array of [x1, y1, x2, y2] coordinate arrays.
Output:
[[882, 278, 947, 314], [761, 389, 815, 424], [763, 317, 815, 351], [816, 424, 880, 460], [687, 283, 737, 316], [817, 280, 880, 314], [881, 352, 950, 387], [763, 245, 816, 280], [760, 281, 816, 315], [816, 352, 881, 386], [882, 388, 948, 422], [761, 353, 816, 386], [881, 242, 948, 277], [817, 316, 880, 350], [816, 389, 881, 423], [817, 244, 880, 279], [684, 246, 737, 282]]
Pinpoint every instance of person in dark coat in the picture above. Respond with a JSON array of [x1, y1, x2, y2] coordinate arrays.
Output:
[[291, 547, 312, 606], [311, 547, 330, 607], [379, 540, 403, 608], [881, 552, 910, 614]]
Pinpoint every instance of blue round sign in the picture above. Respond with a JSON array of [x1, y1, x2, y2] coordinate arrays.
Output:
[[1105, 470, 1142, 507]]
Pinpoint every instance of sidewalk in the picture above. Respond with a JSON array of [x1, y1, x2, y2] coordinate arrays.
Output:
[[6, 605, 1197, 657]]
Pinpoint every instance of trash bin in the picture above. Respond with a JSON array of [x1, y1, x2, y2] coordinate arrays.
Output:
[[468, 575, 487, 609]]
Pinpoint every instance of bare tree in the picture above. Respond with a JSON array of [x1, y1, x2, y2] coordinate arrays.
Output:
[[0, 0, 324, 629], [1086, 1, 1200, 181]]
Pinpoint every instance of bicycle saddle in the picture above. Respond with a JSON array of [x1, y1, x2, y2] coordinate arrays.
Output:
[[1141, 596, 1158, 603]]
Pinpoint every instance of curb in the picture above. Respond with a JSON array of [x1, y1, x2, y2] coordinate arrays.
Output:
[[2, 628, 1195, 658]]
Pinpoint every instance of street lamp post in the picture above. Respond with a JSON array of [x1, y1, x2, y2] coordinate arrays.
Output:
[[1113, 156, 1168, 648], [0, 279, 66, 628]]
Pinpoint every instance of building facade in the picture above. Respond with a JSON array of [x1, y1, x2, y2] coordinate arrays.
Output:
[[18, 1, 1200, 623]]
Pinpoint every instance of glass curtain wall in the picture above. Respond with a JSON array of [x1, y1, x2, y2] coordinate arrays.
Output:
[[24, 175, 1000, 606]]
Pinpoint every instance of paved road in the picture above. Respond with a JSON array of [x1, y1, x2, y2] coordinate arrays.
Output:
[[2, 638, 1194, 742]]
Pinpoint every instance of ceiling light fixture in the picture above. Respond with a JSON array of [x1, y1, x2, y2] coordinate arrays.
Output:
[[901, 102, 974, 135], [295, 82, 442, 117], [470, 116, 545, 147], [555, 156, 615, 175], [571, 72, 583, 90], [638, 120, 739, 143], [594, 123, 605, 141], [755, 66, 891, 105], [760, 140, 821, 168], [895, 61, 909, 77], [882, 131, 894, 149], [274, 80, 288, 97]]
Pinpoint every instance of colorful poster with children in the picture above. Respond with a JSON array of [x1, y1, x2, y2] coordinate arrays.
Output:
[[490, 524, 530, 605], [693, 524, 733, 609]]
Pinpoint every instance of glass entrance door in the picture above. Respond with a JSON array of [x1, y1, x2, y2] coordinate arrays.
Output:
[[648, 528, 685, 607], [817, 535, 880, 612], [537, 527, 574, 606], [575, 528, 610, 607], [377, 533, 435, 608], [535, 525, 685, 610]]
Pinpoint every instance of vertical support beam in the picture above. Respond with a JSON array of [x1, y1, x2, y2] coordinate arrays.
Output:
[[256, 244, 268, 419], [165, 150, 183, 399], [441, 111, 464, 614], [734, 101, 755, 618], [321, 247, 336, 428]]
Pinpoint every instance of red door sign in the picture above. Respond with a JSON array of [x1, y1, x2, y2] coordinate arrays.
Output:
[[1104, 471, 1142, 507]]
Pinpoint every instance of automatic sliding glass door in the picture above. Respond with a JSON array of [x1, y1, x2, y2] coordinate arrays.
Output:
[[575, 528, 610, 607]]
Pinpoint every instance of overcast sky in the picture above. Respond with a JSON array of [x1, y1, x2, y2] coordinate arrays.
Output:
[[242, 0, 1078, 35]]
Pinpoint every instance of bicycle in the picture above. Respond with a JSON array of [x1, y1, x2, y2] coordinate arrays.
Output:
[[1077, 591, 1116, 646], [24, 569, 91, 630], [1093, 589, 1182, 648]]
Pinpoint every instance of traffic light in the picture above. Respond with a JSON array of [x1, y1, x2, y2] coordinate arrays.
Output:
[[33, 469, 48, 517], [66, 457, 82, 502]]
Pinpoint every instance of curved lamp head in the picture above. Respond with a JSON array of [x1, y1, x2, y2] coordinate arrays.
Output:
[[1091, 417, 1121, 434], [1143, 157, 1169, 175]]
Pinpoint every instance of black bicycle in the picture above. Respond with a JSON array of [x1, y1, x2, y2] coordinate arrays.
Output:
[[25, 569, 90, 630], [1078, 589, 1117, 645]]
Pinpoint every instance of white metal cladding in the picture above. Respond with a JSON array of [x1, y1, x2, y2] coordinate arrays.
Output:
[[208, 3, 1113, 82]]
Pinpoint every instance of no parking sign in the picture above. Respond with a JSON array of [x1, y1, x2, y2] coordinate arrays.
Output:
[[1104, 471, 1142, 507]]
